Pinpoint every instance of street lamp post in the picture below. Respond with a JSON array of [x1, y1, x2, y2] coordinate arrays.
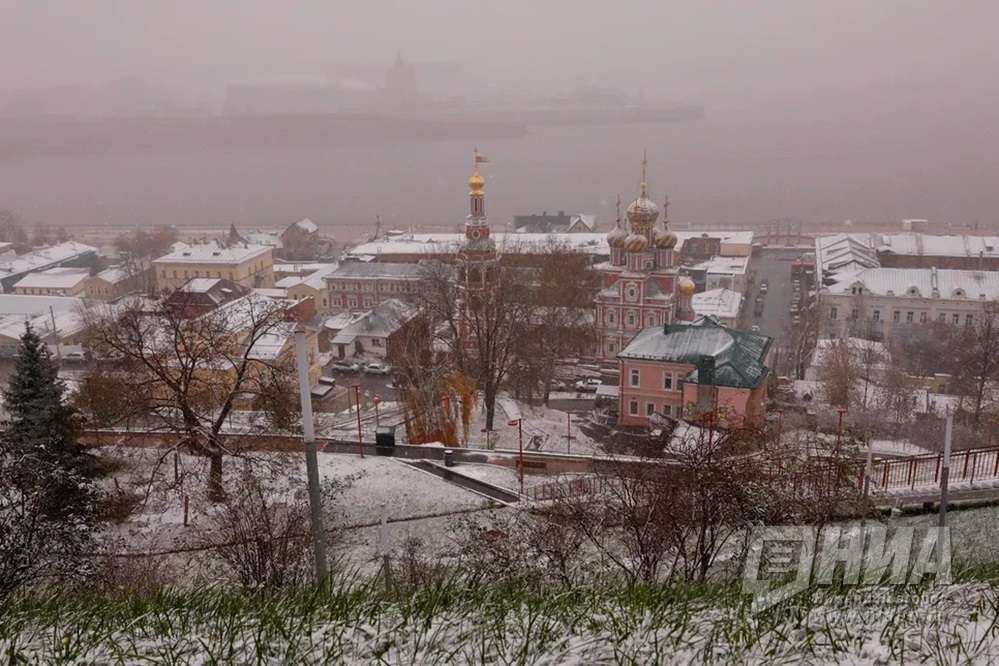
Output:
[[294, 327, 329, 582], [353, 384, 364, 457]]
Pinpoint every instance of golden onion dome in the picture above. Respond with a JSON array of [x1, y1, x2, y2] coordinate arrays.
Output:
[[468, 169, 485, 194], [677, 276, 696, 297], [607, 224, 628, 248], [654, 229, 678, 249], [624, 232, 649, 253], [626, 195, 659, 227]]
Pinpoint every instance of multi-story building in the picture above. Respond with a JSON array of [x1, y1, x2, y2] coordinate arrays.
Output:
[[324, 262, 423, 311], [285, 264, 338, 312], [153, 243, 274, 292], [819, 266, 999, 338], [85, 267, 149, 301], [594, 156, 696, 360], [13, 267, 92, 296], [617, 317, 773, 429]]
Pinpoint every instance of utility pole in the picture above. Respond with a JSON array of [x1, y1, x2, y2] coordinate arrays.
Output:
[[294, 327, 328, 582], [939, 410, 953, 529], [49, 306, 61, 362], [353, 384, 364, 457], [373, 394, 381, 429], [509, 417, 524, 494]]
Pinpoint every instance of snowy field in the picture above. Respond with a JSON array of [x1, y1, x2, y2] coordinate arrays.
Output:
[[98, 446, 496, 574]]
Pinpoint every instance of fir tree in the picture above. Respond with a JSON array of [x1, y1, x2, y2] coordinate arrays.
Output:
[[1, 323, 96, 519]]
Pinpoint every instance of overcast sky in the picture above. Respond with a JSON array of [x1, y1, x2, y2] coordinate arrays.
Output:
[[3, 1, 997, 111]]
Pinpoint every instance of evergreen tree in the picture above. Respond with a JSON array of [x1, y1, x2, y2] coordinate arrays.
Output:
[[1, 323, 96, 519]]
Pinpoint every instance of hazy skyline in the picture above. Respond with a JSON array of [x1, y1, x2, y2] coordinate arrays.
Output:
[[3, 2, 997, 110], [2, 2, 998, 232]]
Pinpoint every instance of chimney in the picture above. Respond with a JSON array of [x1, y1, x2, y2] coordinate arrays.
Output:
[[696, 355, 716, 415]]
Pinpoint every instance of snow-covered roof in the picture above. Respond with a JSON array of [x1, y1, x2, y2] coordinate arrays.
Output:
[[324, 311, 365, 331], [348, 230, 753, 260], [13, 267, 91, 290], [327, 262, 425, 280], [293, 218, 318, 233], [179, 278, 222, 293], [0, 242, 98, 279], [824, 267, 999, 300], [273, 262, 330, 274], [814, 234, 881, 282], [687, 255, 750, 276], [247, 325, 295, 360], [275, 276, 302, 288], [620, 317, 772, 389], [295, 264, 339, 290], [335, 298, 418, 340], [692, 288, 742, 320], [153, 243, 271, 265], [95, 267, 130, 284]]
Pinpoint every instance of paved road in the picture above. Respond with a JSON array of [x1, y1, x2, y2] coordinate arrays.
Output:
[[747, 247, 804, 345]]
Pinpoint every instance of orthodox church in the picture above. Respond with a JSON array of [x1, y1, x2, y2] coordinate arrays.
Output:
[[595, 155, 695, 360]]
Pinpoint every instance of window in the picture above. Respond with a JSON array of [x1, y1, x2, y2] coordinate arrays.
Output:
[[850, 309, 858, 320], [872, 310, 880, 321], [906, 311, 914, 323], [372, 338, 383, 347], [608, 342, 616, 353], [663, 372, 673, 390], [629, 400, 639, 416], [893, 311, 900, 322], [627, 313, 636, 326], [663, 404, 672, 417], [830, 307, 838, 320], [608, 312, 615, 324], [646, 402, 655, 416], [953, 313, 960, 325], [919, 312, 927, 324], [646, 315, 655, 326], [966, 314, 974, 327], [630, 368, 640, 387], [938, 313, 946, 322]]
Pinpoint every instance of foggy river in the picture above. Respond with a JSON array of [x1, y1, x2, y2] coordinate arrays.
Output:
[[1, 108, 996, 240]]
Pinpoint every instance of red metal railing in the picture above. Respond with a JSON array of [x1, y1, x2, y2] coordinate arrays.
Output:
[[872, 445, 999, 493]]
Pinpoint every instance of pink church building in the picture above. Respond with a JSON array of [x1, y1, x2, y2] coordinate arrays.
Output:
[[595, 157, 696, 360], [616, 316, 773, 429]]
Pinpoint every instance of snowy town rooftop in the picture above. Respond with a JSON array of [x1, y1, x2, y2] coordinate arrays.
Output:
[[326, 262, 425, 280], [0, 242, 97, 278], [619, 317, 772, 389], [823, 267, 999, 300], [153, 242, 272, 265], [691, 288, 743, 320], [687, 254, 750, 276], [94, 267, 130, 284], [13, 267, 91, 290], [346, 230, 754, 258]]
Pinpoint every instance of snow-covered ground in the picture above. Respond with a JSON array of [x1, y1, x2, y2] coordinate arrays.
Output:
[[459, 396, 605, 456], [98, 446, 494, 573]]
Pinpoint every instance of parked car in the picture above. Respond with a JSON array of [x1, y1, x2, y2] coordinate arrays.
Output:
[[63, 350, 86, 361], [363, 362, 391, 375], [574, 377, 603, 392], [318, 375, 337, 387], [331, 361, 360, 373]]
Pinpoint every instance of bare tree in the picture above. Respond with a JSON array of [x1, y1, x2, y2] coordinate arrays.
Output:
[[960, 302, 999, 428], [83, 293, 298, 500], [818, 338, 859, 409], [195, 466, 346, 588]]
